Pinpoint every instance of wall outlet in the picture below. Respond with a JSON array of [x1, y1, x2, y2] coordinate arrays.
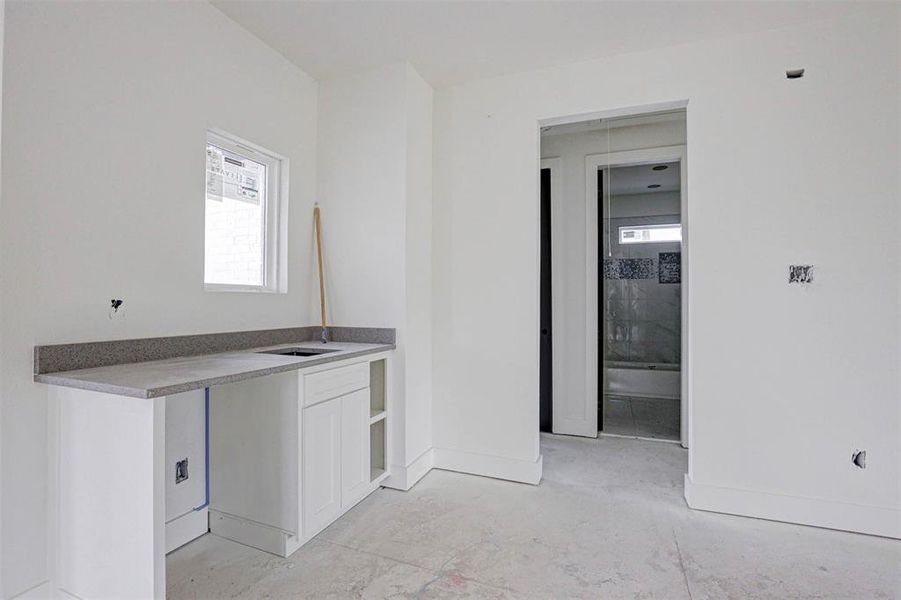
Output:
[[175, 458, 189, 483], [788, 265, 813, 284]]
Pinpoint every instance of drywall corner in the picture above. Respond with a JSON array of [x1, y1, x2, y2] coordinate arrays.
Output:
[[0, 0, 5, 595], [315, 60, 437, 493], [402, 63, 434, 470]]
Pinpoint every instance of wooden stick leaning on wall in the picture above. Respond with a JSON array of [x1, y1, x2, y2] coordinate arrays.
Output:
[[314, 204, 328, 343]]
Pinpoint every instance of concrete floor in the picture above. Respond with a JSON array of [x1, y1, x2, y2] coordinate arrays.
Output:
[[168, 434, 901, 599]]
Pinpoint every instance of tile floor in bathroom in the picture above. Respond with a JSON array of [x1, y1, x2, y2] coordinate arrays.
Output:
[[602, 394, 680, 441], [167, 434, 900, 599]]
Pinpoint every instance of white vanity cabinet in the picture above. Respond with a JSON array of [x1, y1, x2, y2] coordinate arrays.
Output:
[[165, 388, 208, 553], [209, 353, 390, 556], [302, 386, 370, 537], [209, 371, 301, 556], [43, 342, 392, 600]]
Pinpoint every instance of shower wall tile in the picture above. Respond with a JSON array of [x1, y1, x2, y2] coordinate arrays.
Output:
[[602, 214, 682, 365]]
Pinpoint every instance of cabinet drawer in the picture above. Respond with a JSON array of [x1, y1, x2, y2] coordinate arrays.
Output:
[[303, 362, 369, 407]]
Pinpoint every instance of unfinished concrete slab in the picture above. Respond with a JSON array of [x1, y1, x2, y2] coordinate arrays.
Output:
[[167, 434, 900, 599]]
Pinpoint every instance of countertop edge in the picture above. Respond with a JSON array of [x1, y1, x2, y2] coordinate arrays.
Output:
[[34, 344, 394, 399]]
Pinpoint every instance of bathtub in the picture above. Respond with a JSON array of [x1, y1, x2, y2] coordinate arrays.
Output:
[[604, 361, 680, 399]]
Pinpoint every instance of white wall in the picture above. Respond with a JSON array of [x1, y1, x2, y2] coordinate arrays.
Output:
[[540, 121, 685, 436], [433, 7, 900, 536], [317, 63, 433, 488], [404, 69, 434, 474], [0, 2, 317, 596], [605, 191, 680, 219], [0, 1, 5, 595]]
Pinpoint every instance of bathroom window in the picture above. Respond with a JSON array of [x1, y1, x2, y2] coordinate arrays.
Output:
[[204, 130, 287, 292], [619, 224, 681, 245]]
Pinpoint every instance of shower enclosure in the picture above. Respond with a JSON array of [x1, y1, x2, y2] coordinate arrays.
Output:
[[600, 162, 682, 441]]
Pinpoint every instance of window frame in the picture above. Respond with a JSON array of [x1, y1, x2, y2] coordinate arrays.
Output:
[[203, 129, 288, 293], [618, 223, 682, 245]]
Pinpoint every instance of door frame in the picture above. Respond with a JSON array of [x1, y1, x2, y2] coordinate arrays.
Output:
[[586, 145, 689, 447]]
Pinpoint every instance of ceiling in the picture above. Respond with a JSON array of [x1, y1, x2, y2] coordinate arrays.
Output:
[[606, 162, 680, 196], [211, 1, 872, 88]]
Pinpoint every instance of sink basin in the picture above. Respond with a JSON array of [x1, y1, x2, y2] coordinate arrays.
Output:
[[257, 347, 340, 357]]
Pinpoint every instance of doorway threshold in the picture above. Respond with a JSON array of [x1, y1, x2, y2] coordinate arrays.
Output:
[[599, 432, 682, 445]]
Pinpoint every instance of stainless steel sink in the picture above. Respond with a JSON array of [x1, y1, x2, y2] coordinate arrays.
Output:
[[257, 347, 340, 357]]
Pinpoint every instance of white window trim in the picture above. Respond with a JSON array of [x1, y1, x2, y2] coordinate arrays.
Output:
[[618, 223, 682, 245], [204, 129, 289, 293]]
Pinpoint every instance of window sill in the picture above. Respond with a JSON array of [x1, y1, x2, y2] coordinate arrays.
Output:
[[204, 283, 284, 294]]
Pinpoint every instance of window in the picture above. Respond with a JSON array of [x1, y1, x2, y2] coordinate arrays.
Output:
[[204, 131, 286, 292], [619, 223, 682, 245]]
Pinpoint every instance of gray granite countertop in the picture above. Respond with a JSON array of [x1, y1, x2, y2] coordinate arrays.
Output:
[[34, 341, 393, 399]]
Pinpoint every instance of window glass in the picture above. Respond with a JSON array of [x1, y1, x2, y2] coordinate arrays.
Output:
[[619, 224, 681, 244], [205, 143, 268, 287]]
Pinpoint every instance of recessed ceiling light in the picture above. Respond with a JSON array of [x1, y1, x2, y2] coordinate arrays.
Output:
[[648, 184, 661, 189], [652, 165, 668, 171]]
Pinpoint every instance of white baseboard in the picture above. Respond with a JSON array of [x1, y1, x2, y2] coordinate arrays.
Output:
[[684, 474, 901, 539], [209, 510, 300, 558], [166, 508, 209, 553], [7, 581, 82, 600], [384, 448, 434, 491], [9, 581, 53, 600], [433, 448, 543, 485]]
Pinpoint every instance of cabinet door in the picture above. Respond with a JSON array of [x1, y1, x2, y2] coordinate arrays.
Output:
[[341, 389, 370, 509], [302, 398, 342, 537]]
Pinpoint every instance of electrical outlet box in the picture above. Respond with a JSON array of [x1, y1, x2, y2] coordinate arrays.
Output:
[[789, 265, 813, 284], [109, 298, 125, 321]]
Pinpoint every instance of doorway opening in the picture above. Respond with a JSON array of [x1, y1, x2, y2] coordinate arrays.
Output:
[[539, 108, 687, 445], [598, 161, 682, 441]]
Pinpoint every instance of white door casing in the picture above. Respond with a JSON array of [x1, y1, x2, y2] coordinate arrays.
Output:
[[584, 145, 688, 445]]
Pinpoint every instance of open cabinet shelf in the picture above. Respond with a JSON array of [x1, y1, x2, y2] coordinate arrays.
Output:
[[369, 358, 387, 483], [369, 359, 385, 413], [369, 417, 385, 482]]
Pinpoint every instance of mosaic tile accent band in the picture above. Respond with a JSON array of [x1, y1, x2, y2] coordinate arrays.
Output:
[[603, 258, 655, 280], [602, 253, 682, 283], [658, 252, 681, 284]]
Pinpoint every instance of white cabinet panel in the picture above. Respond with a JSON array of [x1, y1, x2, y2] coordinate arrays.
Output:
[[210, 372, 299, 534], [303, 397, 342, 536], [303, 362, 368, 407], [165, 389, 206, 528], [341, 389, 370, 508]]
